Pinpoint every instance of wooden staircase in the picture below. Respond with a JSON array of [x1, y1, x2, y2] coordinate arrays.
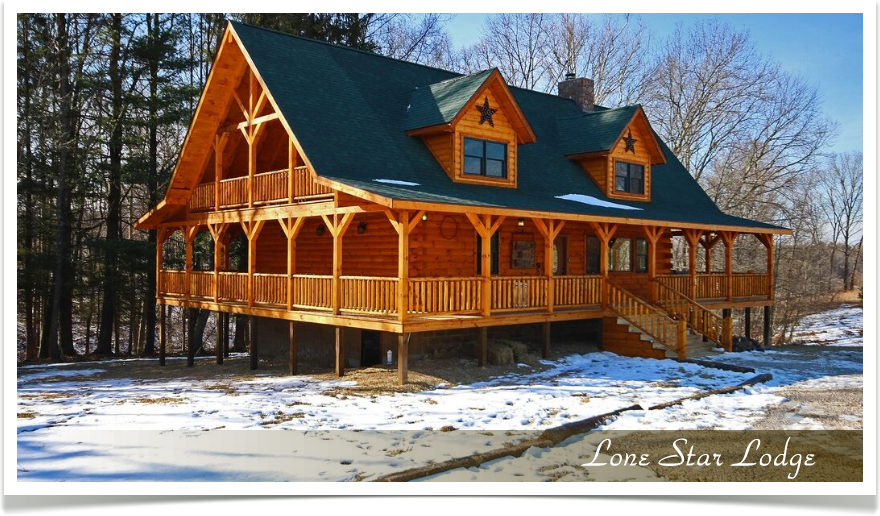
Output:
[[602, 281, 730, 360], [653, 281, 731, 354]]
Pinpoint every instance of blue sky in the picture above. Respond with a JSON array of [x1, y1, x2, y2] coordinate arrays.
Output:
[[445, 13, 863, 155]]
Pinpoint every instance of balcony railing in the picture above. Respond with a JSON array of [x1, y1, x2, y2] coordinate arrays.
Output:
[[408, 277, 482, 315], [189, 166, 333, 212]]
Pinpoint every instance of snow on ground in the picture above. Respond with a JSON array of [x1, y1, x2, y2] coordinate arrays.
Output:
[[17, 353, 750, 481], [789, 304, 863, 347], [16, 305, 863, 482]]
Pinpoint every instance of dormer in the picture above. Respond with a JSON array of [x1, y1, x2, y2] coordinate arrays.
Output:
[[556, 103, 666, 202], [405, 69, 536, 188]]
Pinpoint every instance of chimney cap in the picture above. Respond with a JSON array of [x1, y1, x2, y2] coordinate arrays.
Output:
[[564, 72, 576, 81]]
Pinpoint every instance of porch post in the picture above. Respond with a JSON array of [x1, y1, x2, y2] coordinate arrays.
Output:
[[720, 232, 737, 301], [288, 139, 297, 203], [208, 223, 227, 303], [398, 211, 410, 322], [242, 220, 265, 308], [214, 134, 226, 211], [324, 213, 355, 315], [480, 215, 493, 317], [643, 226, 664, 303], [589, 222, 617, 306], [184, 226, 197, 303], [683, 229, 702, 300], [398, 333, 409, 385], [280, 217, 304, 311], [533, 219, 565, 314], [247, 71, 256, 209]]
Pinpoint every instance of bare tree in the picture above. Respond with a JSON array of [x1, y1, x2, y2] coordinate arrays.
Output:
[[644, 19, 778, 181], [547, 14, 652, 106], [460, 13, 553, 90], [821, 151, 863, 290], [371, 14, 455, 69]]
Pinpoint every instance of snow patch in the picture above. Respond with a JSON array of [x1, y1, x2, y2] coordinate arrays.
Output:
[[555, 193, 643, 210], [373, 179, 420, 186]]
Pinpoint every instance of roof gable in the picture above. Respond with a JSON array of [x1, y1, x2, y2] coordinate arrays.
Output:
[[406, 68, 537, 144], [557, 105, 665, 163]]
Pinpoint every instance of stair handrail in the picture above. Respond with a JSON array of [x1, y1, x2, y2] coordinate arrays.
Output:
[[654, 280, 727, 350], [606, 281, 686, 358]]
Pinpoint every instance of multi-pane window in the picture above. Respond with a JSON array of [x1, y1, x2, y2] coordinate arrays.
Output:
[[587, 236, 649, 273], [608, 238, 633, 272], [586, 236, 600, 274], [614, 161, 645, 194], [464, 138, 507, 178], [634, 237, 648, 272]]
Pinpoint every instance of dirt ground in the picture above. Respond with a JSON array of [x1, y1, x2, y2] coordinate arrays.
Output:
[[751, 384, 863, 430], [17, 340, 599, 396]]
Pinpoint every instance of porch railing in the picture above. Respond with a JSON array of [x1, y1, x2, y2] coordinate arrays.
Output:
[[254, 273, 287, 306], [408, 277, 482, 315], [696, 273, 728, 300], [218, 272, 248, 301], [291, 274, 332, 311], [340, 276, 398, 315], [218, 176, 248, 208], [491, 276, 549, 311], [657, 273, 770, 300], [731, 273, 770, 298], [554, 275, 604, 308], [190, 166, 334, 212]]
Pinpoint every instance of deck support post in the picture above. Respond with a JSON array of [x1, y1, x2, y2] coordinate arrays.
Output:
[[542, 322, 551, 359], [335, 326, 345, 377], [288, 321, 297, 375], [466, 214, 505, 318], [763, 305, 773, 348], [216, 311, 223, 365], [722, 308, 733, 352], [590, 222, 617, 305], [398, 333, 409, 385], [477, 327, 488, 367], [249, 316, 258, 370], [744, 307, 752, 339], [158, 304, 166, 366], [223, 312, 230, 358], [643, 226, 664, 303], [186, 308, 195, 368]]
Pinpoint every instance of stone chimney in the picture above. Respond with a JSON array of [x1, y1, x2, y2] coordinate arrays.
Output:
[[557, 73, 595, 113]]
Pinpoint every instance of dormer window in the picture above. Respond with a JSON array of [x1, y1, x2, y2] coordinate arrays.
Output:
[[464, 138, 507, 178], [615, 161, 645, 195]]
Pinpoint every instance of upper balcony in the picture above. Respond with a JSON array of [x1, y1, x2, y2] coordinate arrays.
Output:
[[187, 165, 333, 212]]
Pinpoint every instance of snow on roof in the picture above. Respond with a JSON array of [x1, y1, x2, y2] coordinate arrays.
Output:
[[373, 179, 421, 187], [555, 193, 643, 211]]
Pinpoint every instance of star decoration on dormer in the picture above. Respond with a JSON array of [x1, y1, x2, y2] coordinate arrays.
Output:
[[623, 130, 637, 153], [477, 96, 497, 127]]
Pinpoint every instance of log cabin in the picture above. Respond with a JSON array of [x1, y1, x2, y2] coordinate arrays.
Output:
[[136, 21, 790, 384]]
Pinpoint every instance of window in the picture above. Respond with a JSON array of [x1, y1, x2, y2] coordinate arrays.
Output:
[[476, 232, 500, 275], [464, 138, 507, 178], [586, 236, 600, 274], [608, 238, 632, 272], [615, 161, 645, 194], [635, 237, 648, 272]]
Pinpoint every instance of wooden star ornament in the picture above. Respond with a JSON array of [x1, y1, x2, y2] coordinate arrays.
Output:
[[623, 130, 637, 153], [477, 96, 497, 127]]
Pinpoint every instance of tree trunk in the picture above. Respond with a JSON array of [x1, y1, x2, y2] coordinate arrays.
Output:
[[96, 13, 124, 355]]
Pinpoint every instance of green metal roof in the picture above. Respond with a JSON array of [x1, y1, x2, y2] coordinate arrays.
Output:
[[405, 68, 496, 131], [230, 21, 784, 232]]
